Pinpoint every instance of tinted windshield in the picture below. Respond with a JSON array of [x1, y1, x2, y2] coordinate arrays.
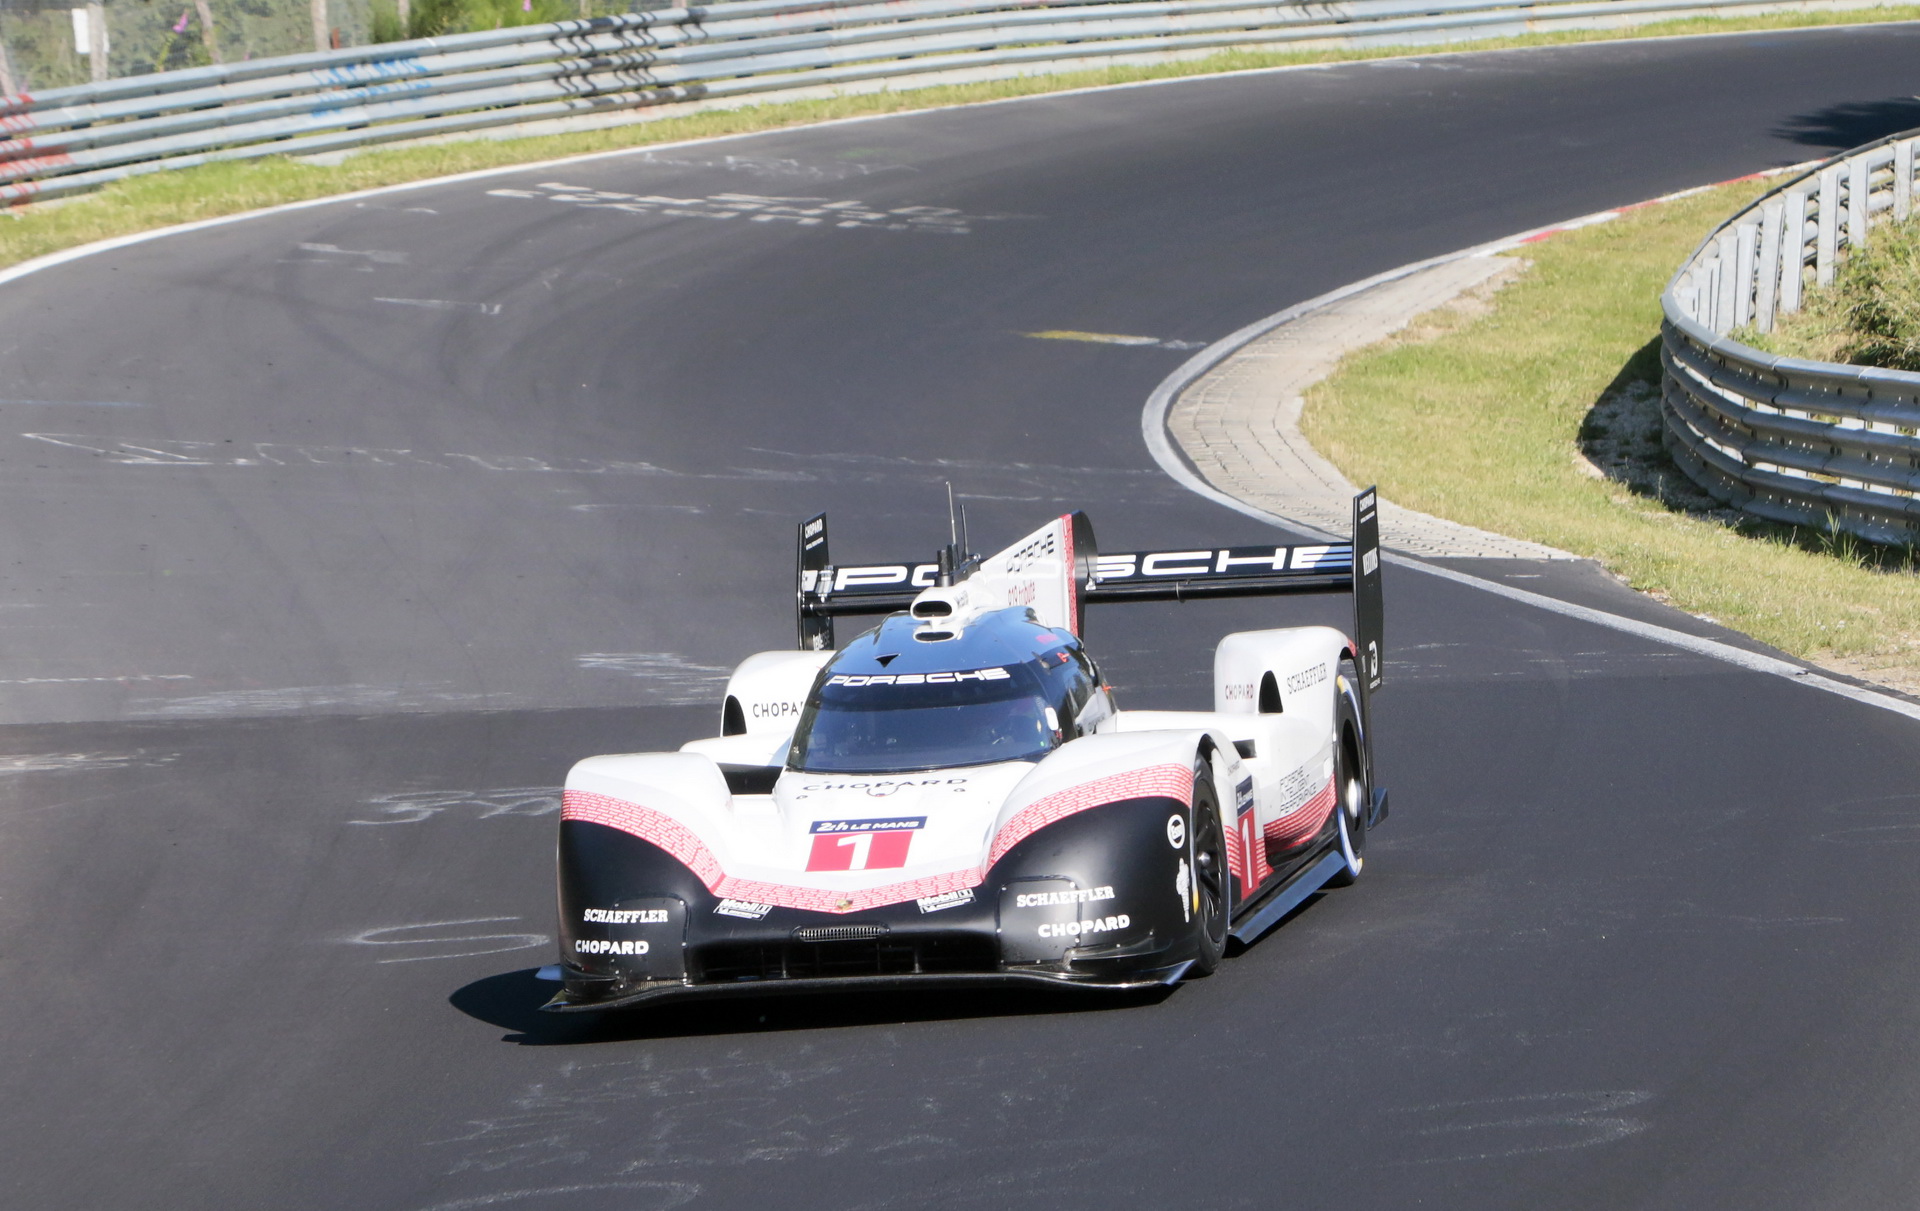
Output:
[[789, 667, 1055, 774]]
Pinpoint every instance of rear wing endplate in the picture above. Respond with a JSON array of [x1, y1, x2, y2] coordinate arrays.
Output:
[[795, 489, 1385, 692]]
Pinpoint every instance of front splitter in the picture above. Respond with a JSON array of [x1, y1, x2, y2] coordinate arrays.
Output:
[[541, 961, 1193, 1013]]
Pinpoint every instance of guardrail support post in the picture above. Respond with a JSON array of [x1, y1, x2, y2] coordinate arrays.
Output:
[[0, 32, 17, 96], [1734, 222, 1758, 330], [311, 0, 330, 54], [1780, 189, 1807, 315], [1817, 166, 1841, 286], [1755, 200, 1783, 334], [1848, 155, 1870, 250], [1898, 138, 1915, 223], [1715, 231, 1739, 335]]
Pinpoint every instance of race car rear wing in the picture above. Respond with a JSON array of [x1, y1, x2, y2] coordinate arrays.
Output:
[[796, 489, 1384, 693]]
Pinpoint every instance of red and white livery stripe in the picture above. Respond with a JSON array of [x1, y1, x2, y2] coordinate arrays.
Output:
[[987, 762, 1191, 866], [1226, 774, 1337, 897], [563, 761, 1194, 915]]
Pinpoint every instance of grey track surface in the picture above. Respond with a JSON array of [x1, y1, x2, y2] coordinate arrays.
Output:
[[6, 27, 1920, 1210]]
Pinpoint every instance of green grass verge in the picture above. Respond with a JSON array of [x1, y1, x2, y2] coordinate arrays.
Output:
[[1743, 209, 1920, 370], [7, 5, 1920, 273], [1300, 179, 1920, 688]]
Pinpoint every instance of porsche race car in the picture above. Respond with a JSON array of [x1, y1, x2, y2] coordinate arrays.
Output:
[[543, 491, 1387, 1010]]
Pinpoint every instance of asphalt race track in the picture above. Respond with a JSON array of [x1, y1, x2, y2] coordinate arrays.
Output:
[[6, 26, 1920, 1210]]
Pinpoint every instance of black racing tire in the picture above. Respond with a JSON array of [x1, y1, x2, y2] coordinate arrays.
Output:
[[1325, 657, 1370, 888], [1189, 769, 1229, 975]]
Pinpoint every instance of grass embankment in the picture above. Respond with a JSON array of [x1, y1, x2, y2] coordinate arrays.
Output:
[[1745, 210, 1920, 370], [7, 5, 1920, 274], [1300, 181, 1920, 692]]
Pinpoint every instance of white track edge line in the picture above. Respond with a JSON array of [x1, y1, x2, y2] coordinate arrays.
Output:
[[1140, 175, 1920, 726]]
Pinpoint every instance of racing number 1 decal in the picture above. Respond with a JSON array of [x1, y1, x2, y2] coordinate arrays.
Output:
[[806, 817, 925, 871]]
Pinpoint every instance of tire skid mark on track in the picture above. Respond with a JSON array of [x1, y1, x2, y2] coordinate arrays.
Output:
[[1813, 792, 1920, 844], [0, 672, 192, 685], [374, 297, 504, 315], [0, 750, 177, 774], [286, 242, 412, 265], [350, 787, 561, 826], [345, 917, 549, 963], [19, 431, 826, 482], [135, 683, 502, 717], [486, 182, 1017, 234], [424, 1041, 1144, 1188], [411, 1181, 701, 1211], [634, 151, 914, 181], [1388, 1090, 1654, 1165]]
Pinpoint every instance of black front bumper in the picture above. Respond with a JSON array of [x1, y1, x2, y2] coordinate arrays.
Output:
[[543, 902, 1190, 1012], [546, 796, 1201, 1012]]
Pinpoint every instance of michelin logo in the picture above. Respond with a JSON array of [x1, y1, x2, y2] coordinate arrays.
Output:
[[575, 939, 650, 956], [1038, 915, 1130, 939], [582, 908, 669, 924], [1015, 885, 1115, 908]]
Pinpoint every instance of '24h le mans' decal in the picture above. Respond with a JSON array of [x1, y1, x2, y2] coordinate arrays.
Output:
[[806, 817, 927, 871]]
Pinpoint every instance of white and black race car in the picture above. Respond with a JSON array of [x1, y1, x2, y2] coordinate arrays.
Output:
[[543, 492, 1387, 1010]]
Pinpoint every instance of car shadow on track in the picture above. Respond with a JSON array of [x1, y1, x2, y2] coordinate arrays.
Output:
[[450, 970, 1176, 1044]]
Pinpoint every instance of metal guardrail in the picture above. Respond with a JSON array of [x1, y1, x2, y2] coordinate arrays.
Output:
[[1662, 128, 1920, 545], [0, 0, 1903, 205]]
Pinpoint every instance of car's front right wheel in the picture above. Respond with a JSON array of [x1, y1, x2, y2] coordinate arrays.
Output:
[[1189, 770, 1229, 974]]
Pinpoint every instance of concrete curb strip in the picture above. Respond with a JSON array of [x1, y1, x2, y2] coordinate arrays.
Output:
[[1169, 253, 1571, 558]]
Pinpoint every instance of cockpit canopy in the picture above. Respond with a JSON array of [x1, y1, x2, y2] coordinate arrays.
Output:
[[787, 608, 1109, 774]]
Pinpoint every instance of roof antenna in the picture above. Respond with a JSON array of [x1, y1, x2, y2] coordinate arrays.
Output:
[[937, 482, 958, 587], [960, 503, 971, 560]]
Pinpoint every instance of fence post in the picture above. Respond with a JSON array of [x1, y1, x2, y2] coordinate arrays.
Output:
[[311, 0, 329, 53], [86, 2, 108, 82], [195, 0, 222, 64]]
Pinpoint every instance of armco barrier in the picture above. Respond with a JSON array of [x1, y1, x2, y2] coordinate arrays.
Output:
[[1662, 128, 1920, 545], [0, 0, 1908, 205]]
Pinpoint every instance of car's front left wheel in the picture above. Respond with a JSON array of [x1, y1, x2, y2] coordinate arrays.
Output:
[[1326, 657, 1369, 888]]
